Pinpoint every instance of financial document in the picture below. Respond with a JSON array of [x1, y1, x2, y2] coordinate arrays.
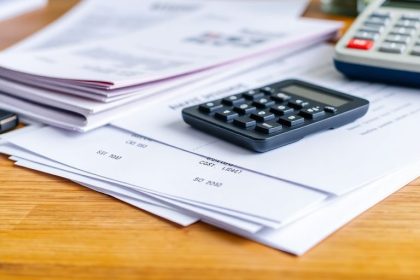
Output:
[[0, 12, 339, 88], [4, 126, 328, 225], [2, 127, 418, 255], [9, 0, 309, 52], [112, 45, 420, 195], [0, 0, 328, 131]]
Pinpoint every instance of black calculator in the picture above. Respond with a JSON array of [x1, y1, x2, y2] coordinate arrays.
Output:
[[182, 79, 369, 152]]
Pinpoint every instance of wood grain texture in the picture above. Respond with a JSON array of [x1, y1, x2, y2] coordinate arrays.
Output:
[[0, 1, 419, 279]]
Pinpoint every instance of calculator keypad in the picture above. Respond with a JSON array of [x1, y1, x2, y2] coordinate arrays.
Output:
[[195, 88, 337, 135], [346, 10, 420, 57]]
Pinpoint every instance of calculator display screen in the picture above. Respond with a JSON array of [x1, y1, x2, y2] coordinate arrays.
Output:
[[383, 0, 420, 8], [281, 85, 349, 107]]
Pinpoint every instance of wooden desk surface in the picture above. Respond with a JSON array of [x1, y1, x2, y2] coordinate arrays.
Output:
[[0, 1, 419, 279]]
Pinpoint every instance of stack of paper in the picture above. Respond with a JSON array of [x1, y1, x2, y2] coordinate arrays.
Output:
[[0, 0, 47, 21], [1, 45, 419, 255], [0, 0, 340, 131]]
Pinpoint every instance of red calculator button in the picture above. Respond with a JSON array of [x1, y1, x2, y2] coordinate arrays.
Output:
[[347, 38, 374, 50]]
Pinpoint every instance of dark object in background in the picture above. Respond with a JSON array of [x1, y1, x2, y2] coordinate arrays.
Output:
[[0, 109, 18, 133]]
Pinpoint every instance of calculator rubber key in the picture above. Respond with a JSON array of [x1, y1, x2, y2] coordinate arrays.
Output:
[[359, 25, 384, 34], [279, 115, 305, 127], [379, 42, 406, 54], [385, 34, 411, 44], [390, 27, 416, 36], [371, 12, 390, 19], [259, 86, 275, 95], [354, 31, 379, 41], [222, 95, 245, 106], [271, 92, 291, 102], [199, 102, 223, 113], [288, 99, 309, 109], [364, 17, 388, 26], [401, 14, 420, 21], [256, 121, 282, 134], [299, 106, 325, 120], [215, 109, 239, 122], [324, 106, 338, 114], [347, 38, 374, 50], [411, 46, 420, 56], [234, 103, 256, 114], [233, 117, 256, 128], [395, 19, 419, 29], [270, 104, 294, 116], [242, 90, 264, 100], [251, 110, 275, 122], [253, 97, 275, 108]]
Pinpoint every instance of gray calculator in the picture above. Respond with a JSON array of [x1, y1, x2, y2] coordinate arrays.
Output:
[[335, 0, 420, 86]]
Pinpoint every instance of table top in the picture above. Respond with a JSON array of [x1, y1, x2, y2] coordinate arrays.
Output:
[[1, 1, 419, 280]]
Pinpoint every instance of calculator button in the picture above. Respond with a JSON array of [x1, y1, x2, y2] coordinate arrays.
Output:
[[411, 46, 420, 56], [271, 92, 291, 102], [324, 106, 338, 114], [401, 14, 420, 22], [371, 12, 391, 19], [278, 115, 305, 127], [379, 42, 406, 54], [390, 27, 416, 36], [199, 102, 223, 113], [233, 117, 256, 128], [215, 109, 239, 122], [222, 95, 245, 106], [347, 38, 374, 50], [233, 103, 256, 114], [364, 17, 389, 26], [354, 31, 379, 41], [251, 110, 275, 122], [242, 90, 264, 100], [299, 106, 325, 120], [385, 34, 411, 44], [256, 121, 282, 134], [359, 25, 384, 34], [253, 97, 275, 108], [260, 86, 275, 95], [288, 99, 309, 109], [270, 104, 294, 116], [395, 19, 419, 29]]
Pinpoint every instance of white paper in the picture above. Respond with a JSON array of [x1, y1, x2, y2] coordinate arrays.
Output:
[[9, 0, 309, 52], [1, 143, 271, 232], [112, 44, 420, 196], [0, 0, 320, 132], [0, 12, 340, 88], [3, 125, 328, 224], [9, 142, 420, 255], [0, 40, 327, 132]]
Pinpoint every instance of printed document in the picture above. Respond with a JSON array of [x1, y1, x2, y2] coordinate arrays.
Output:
[[9, 0, 310, 52], [0, 12, 340, 88], [2, 128, 418, 255], [112, 45, 420, 195], [4, 125, 328, 224]]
